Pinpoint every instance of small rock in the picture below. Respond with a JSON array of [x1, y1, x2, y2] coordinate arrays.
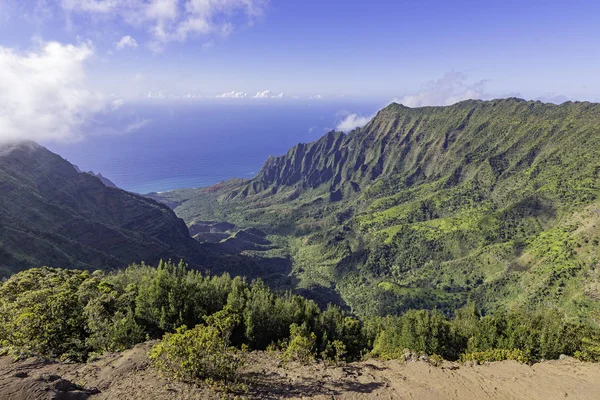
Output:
[[39, 373, 61, 383], [14, 371, 28, 378]]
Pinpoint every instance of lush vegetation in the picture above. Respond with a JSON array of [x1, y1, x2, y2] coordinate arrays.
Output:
[[3, 99, 600, 386], [0, 262, 363, 363], [2, 262, 600, 386], [154, 99, 600, 324]]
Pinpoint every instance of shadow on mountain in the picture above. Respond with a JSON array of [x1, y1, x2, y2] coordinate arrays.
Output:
[[295, 285, 349, 311]]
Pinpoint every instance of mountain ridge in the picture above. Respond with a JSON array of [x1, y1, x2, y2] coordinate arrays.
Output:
[[0, 141, 208, 276], [238, 98, 600, 202]]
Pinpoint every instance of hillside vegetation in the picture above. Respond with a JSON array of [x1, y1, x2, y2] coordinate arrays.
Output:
[[3, 99, 600, 397], [0, 141, 205, 277], [1, 263, 599, 371], [153, 99, 600, 322]]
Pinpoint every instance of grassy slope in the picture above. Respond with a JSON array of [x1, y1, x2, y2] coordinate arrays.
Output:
[[154, 99, 600, 323]]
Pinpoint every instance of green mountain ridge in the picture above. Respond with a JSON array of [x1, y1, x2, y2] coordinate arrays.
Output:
[[153, 98, 600, 322], [0, 141, 211, 277]]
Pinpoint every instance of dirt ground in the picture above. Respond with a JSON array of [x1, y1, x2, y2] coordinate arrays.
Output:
[[1, 342, 600, 399]]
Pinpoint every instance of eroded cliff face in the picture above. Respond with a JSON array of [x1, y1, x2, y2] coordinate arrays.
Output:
[[248, 130, 348, 192], [234, 98, 600, 206], [0, 141, 206, 273]]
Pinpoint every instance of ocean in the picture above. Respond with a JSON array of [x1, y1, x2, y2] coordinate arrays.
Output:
[[43, 99, 383, 194]]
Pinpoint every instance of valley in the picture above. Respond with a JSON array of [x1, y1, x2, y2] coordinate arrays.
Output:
[[2, 99, 600, 399]]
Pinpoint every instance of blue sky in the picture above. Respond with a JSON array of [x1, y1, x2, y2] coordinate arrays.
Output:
[[1, 0, 600, 142]]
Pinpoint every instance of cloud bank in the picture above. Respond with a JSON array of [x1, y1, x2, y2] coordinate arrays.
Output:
[[253, 90, 284, 99], [216, 90, 283, 99], [335, 113, 374, 133], [0, 40, 105, 143], [395, 72, 489, 107], [253, 90, 271, 98], [216, 90, 248, 98]]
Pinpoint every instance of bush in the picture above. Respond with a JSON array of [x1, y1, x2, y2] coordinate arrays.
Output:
[[282, 323, 316, 365], [318, 305, 366, 361], [0, 263, 325, 361], [149, 323, 244, 384], [575, 337, 600, 362], [369, 310, 458, 360], [321, 339, 347, 365], [0, 268, 89, 360]]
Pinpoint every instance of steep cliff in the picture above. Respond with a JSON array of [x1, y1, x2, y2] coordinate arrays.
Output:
[[239, 98, 600, 207]]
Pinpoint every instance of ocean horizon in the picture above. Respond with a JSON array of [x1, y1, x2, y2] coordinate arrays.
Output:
[[43, 99, 382, 194]]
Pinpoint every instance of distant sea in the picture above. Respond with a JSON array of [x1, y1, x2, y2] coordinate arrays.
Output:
[[43, 99, 383, 194]]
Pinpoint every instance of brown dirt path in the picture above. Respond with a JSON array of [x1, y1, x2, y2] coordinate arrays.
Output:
[[1, 343, 599, 399]]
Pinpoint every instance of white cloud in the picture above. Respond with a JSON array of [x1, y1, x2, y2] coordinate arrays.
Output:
[[184, 92, 201, 98], [335, 113, 374, 133], [115, 35, 138, 49], [61, 0, 269, 50], [309, 94, 323, 99], [252, 90, 284, 99], [395, 72, 489, 107], [216, 90, 248, 98], [253, 89, 271, 98], [0, 40, 105, 143]]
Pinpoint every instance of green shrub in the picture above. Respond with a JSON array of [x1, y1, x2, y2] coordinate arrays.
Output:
[[321, 339, 347, 365], [282, 323, 316, 364], [0, 268, 89, 360], [149, 324, 244, 384], [574, 337, 600, 362], [318, 305, 366, 361], [369, 310, 458, 360], [2, 264, 600, 367]]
